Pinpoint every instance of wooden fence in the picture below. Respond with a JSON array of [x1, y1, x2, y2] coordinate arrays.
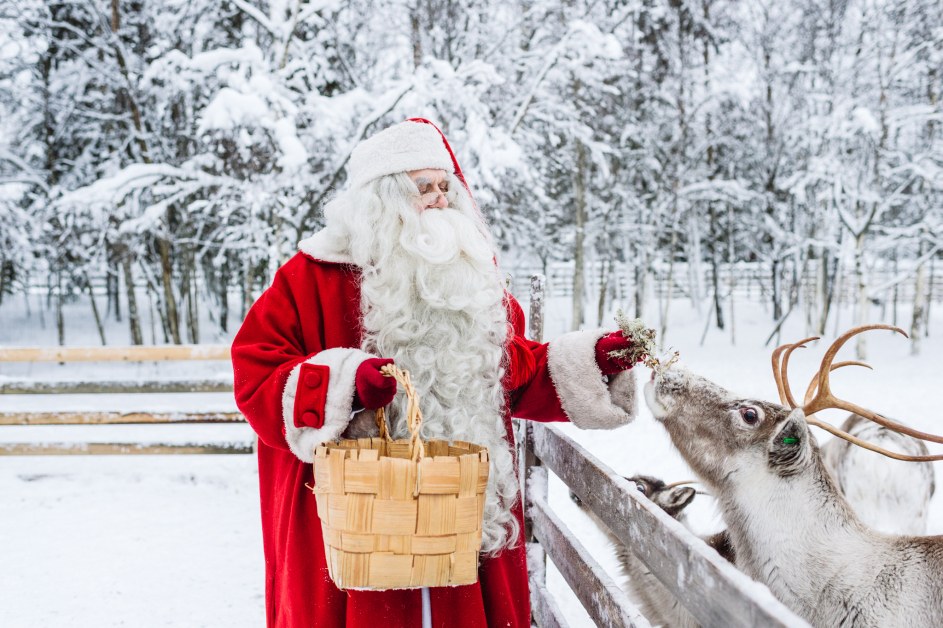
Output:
[[0, 344, 248, 455], [1, 339, 810, 625], [507, 259, 943, 304], [518, 421, 809, 627]]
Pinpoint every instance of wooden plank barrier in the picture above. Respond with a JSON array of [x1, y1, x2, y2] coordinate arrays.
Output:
[[0, 345, 230, 362], [0, 411, 243, 425], [518, 421, 810, 628], [0, 379, 233, 395], [1, 442, 253, 455], [0, 344, 248, 456]]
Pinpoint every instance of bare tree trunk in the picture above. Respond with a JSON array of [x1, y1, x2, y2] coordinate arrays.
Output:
[[633, 259, 646, 320], [158, 237, 181, 344], [188, 261, 199, 344], [727, 204, 736, 344], [925, 254, 935, 338], [242, 260, 253, 321], [85, 272, 107, 345], [687, 218, 703, 313], [660, 229, 677, 342], [0, 258, 6, 308], [891, 253, 899, 327], [910, 242, 928, 356], [708, 202, 724, 331], [121, 255, 143, 345], [146, 285, 157, 344], [771, 258, 782, 322], [853, 231, 868, 359], [570, 140, 586, 331], [710, 254, 724, 331], [106, 265, 115, 319], [218, 264, 229, 334], [141, 262, 171, 343], [27, 272, 39, 326], [180, 251, 199, 344], [816, 254, 828, 334], [410, 2, 422, 69], [56, 272, 65, 346], [596, 258, 610, 327]]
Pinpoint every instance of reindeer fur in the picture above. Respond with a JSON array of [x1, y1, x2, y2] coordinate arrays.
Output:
[[645, 368, 943, 627], [821, 414, 936, 535]]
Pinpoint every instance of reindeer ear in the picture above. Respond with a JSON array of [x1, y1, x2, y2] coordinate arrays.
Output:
[[661, 486, 697, 517], [768, 410, 809, 477]]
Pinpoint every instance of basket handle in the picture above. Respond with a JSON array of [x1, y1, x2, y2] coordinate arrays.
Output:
[[374, 364, 425, 462]]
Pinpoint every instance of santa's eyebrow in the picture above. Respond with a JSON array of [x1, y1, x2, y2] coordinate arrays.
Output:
[[413, 177, 433, 191]]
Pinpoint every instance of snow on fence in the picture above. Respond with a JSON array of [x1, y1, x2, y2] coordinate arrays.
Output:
[[517, 421, 809, 627], [0, 344, 247, 455]]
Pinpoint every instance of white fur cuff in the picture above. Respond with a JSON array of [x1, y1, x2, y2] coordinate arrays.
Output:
[[546, 329, 637, 429], [281, 347, 375, 463]]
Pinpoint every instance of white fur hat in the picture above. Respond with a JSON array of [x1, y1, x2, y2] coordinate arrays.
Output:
[[347, 120, 454, 189]]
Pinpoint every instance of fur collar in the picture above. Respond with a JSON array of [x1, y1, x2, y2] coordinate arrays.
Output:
[[297, 228, 355, 265]]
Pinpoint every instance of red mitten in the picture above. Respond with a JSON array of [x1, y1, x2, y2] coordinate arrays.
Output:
[[507, 335, 538, 390], [594, 331, 641, 375], [354, 358, 397, 410]]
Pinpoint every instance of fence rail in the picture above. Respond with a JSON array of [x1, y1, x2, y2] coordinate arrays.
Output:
[[518, 421, 809, 627], [0, 379, 233, 394], [0, 344, 246, 456], [0, 442, 253, 456], [0, 345, 230, 362]]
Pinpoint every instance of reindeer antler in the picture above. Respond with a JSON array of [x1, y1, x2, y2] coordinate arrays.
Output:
[[803, 360, 872, 406], [772, 324, 943, 463], [771, 336, 819, 407]]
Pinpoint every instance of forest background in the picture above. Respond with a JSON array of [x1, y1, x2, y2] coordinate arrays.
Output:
[[1, 0, 942, 356]]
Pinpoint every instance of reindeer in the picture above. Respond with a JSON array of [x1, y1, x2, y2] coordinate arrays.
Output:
[[820, 413, 936, 535], [644, 324, 943, 627], [571, 476, 732, 627]]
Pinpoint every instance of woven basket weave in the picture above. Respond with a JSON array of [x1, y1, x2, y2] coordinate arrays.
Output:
[[311, 364, 489, 590]]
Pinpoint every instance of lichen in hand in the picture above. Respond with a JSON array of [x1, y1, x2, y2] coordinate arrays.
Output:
[[612, 309, 680, 372]]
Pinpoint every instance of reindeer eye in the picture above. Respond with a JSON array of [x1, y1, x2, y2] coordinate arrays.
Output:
[[740, 407, 760, 425], [636, 484, 647, 494]]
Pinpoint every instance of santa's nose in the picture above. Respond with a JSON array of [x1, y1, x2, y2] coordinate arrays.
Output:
[[427, 191, 448, 209]]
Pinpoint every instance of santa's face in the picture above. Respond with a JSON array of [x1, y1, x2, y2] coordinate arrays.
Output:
[[407, 168, 450, 210]]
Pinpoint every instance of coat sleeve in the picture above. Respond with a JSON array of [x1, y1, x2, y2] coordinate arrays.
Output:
[[231, 264, 375, 463], [505, 295, 637, 430]]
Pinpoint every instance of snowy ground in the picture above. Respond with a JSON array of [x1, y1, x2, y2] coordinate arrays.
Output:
[[2, 294, 941, 627]]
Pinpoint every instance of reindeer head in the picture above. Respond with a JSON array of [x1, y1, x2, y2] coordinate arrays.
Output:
[[645, 325, 943, 491], [630, 475, 698, 519], [645, 367, 813, 489]]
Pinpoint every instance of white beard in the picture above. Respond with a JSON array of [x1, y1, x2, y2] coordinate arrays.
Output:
[[326, 173, 520, 554]]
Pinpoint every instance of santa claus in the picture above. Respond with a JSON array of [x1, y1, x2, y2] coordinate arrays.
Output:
[[232, 118, 643, 627]]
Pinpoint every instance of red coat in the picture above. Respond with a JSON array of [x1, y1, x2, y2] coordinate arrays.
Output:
[[232, 251, 637, 627]]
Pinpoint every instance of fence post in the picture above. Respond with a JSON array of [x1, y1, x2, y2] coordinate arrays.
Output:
[[521, 273, 548, 592], [529, 274, 545, 343], [522, 272, 547, 539]]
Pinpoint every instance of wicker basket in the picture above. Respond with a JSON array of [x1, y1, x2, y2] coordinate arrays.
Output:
[[311, 364, 489, 590]]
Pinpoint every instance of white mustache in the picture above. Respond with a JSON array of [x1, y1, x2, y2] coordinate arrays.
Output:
[[399, 208, 493, 265]]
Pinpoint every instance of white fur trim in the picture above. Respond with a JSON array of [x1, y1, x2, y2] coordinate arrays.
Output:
[[347, 121, 453, 189], [546, 329, 637, 429], [298, 229, 354, 264], [281, 347, 375, 463]]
